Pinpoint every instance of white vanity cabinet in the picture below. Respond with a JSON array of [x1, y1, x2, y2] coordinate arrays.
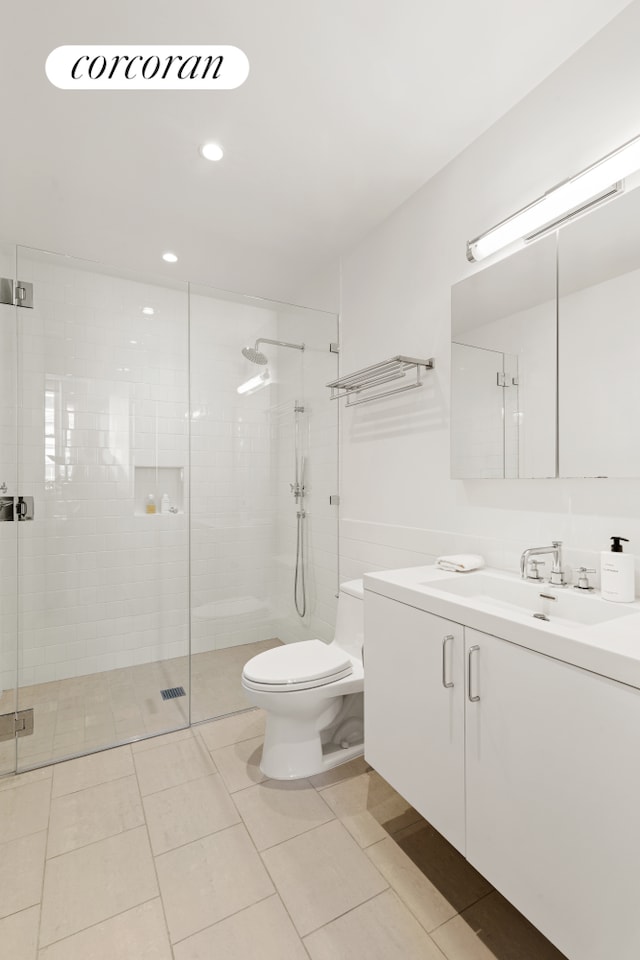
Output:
[[465, 627, 640, 960], [365, 590, 640, 960], [364, 590, 465, 851]]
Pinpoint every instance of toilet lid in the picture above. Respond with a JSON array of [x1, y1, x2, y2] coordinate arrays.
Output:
[[242, 639, 353, 687]]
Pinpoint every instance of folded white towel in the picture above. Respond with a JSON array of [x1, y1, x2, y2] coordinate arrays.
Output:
[[436, 554, 485, 573]]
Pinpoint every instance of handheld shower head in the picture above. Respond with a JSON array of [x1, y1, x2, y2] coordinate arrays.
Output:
[[241, 345, 268, 365]]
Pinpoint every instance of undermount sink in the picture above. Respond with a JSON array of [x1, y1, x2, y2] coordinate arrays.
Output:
[[426, 572, 637, 627]]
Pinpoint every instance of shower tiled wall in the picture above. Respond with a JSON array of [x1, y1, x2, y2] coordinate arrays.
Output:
[[189, 291, 339, 657]]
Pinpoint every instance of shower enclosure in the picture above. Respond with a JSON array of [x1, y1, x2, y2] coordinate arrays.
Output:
[[0, 246, 338, 775]]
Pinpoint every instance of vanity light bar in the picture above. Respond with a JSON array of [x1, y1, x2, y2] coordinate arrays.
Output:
[[466, 132, 640, 262]]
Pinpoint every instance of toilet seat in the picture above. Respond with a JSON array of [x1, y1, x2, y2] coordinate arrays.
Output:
[[242, 639, 353, 693]]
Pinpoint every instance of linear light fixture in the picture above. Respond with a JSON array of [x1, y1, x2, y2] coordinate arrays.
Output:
[[467, 133, 640, 262]]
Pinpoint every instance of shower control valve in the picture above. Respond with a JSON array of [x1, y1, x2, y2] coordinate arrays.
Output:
[[289, 481, 305, 501]]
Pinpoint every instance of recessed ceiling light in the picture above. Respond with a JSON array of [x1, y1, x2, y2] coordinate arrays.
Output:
[[141, 307, 154, 316], [200, 142, 224, 162], [162, 252, 178, 263]]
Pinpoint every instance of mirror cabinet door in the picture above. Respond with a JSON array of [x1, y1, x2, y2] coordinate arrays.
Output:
[[451, 234, 557, 479], [558, 186, 640, 478]]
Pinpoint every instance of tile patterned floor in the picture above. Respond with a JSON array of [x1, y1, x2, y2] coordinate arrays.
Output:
[[0, 640, 280, 773], [0, 709, 569, 959]]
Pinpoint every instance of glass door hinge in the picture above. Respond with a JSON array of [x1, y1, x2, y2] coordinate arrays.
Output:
[[329, 494, 340, 506], [329, 342, 340, 354], [0, 278, 34, 308], [0, 709, 34, 742]]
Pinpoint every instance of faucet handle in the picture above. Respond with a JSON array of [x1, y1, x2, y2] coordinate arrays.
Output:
[[526, 558, 545, 581], [574, 566, 596, 591]]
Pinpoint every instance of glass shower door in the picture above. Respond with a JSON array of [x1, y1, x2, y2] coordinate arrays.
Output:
[[14, 246, 191, 771], [0, 242, 19, 777]]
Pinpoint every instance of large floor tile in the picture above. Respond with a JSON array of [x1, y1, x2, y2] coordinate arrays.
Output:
[[431, 891, 568, 960], [320, 770, 422, 847], [0, 777, 51, 844], [133, 736, 216, 796], [47, 774, 144, 858], [0, 831, 47, 920], [39, 826, 158, 947], [394, 820, 492, 917], [156, 823, 274, 943], [51, 745, 134, 798], [173, 895, 308, 960], [262, 819, 388, 936], [304, 889, 445, 960], [143, 773, 240, 855], [38, 899, 172, 960], [233, 777, 334, 850], [0, 767, 52, 794], [198, 709, 265, 752], [209, 736, 267, 792], [367, 833, 486, 933], [0, 904, 39, 960], [130, 726, 193, 754]]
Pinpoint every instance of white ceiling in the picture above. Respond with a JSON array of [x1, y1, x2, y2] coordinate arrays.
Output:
[[0, 0, 632, 305]]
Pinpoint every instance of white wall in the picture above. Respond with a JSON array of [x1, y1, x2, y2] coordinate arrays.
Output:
[[339, 1, 640, 590]]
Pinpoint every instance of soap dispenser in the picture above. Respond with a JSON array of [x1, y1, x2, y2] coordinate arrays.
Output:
[[601, 536, 635, 603]]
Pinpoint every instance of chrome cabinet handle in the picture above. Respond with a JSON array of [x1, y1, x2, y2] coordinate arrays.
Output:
[[442, 635, 454, 688], [467, 645, 480, 702]]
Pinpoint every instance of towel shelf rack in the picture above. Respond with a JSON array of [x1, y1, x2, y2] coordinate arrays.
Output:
[[327, 355, 434, 407]]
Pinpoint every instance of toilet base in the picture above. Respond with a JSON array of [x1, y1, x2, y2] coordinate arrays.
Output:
[[257, 694, 364, 780], [260, 730, 364, 780]]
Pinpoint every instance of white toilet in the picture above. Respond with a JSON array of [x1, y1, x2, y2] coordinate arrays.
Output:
[[241, 579, 364, 779]]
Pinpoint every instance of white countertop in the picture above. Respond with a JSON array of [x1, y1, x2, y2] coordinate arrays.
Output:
[[364, 565, 640, 691]]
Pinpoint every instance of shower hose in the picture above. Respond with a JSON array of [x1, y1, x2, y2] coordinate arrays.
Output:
[[294, 509, 306, 618]]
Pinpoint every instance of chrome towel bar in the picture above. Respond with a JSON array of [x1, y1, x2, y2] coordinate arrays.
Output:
[[326, 355, 434, 406]]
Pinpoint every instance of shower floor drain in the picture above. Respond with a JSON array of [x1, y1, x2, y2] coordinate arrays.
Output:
[[160, 686, 186, 701]]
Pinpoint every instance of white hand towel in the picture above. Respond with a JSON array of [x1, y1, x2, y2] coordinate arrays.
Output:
[[436, 554, 485, 573]]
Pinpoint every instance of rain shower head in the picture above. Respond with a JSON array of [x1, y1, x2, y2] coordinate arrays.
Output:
[[241, 337, 305, 365], [242, 345, 268, 365]]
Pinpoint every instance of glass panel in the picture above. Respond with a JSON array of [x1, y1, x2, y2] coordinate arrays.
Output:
[[0, 242, 18, 777], [15, 246, 190, 770], [188, 283, 338, 723]]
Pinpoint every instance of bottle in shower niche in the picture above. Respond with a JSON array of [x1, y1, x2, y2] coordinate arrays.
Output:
[[145, 493, 157, 515], [601, 536, 635, 602], [160, 493, 170, 514]]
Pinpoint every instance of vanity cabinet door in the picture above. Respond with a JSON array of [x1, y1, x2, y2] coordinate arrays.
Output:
[[465, 627, 640, 960], [364, 591, 465, 851]]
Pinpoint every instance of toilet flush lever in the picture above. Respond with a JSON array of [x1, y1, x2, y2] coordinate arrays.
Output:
[[441, 635, 454, 689]]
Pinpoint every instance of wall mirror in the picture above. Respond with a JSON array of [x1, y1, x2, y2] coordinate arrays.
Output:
[[450, 234, 557, 478], [558, 185, 640, 477]]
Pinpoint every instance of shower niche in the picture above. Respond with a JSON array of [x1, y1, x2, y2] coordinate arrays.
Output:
[[134, 466, 184, 515]]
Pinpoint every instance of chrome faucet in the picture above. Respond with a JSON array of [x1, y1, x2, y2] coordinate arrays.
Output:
[[520, 540, 566, 586]]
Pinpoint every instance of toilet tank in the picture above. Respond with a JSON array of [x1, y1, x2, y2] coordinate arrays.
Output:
[[334, 579, 364, 660]]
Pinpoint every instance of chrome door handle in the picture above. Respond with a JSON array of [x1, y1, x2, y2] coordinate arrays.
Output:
[[467, 645, 480, 702], [442, 634, 454, 688]]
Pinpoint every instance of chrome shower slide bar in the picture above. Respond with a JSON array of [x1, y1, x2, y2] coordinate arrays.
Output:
[[326, 355, 434, 406]]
